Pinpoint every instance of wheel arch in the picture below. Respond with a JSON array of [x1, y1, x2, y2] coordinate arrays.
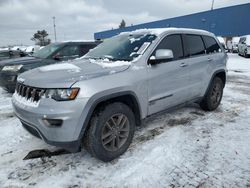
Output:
[[214, 70, 226, 87], [204, 69, 226, 96], [78, 91, 142, 142]]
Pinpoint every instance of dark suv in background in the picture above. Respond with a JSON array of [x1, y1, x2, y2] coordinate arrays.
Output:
[[0, 50, 26, 61], [0, 41, 100, 92]]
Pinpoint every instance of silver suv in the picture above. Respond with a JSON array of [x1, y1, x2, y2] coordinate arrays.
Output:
[[238, 35, 250, 58], [12, 28, 227, 162]]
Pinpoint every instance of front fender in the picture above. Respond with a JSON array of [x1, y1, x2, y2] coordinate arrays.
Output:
[[75, 89, 142, 142]]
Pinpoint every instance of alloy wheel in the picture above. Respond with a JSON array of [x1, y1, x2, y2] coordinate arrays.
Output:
[[101, 114, 130, 152], [211, 82, 222, 105]]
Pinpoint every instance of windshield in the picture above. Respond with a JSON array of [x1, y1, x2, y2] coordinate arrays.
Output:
[[33, 43, 62, 59], [85, 34, 157, 61]]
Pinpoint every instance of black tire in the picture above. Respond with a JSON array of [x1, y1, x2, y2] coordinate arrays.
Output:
[[84, 102, 135, 162], [200, 77, 224, 111]]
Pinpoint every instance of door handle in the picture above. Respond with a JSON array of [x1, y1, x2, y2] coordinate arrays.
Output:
[[208, 58, 213, 62], [180, 63, 188, 67]]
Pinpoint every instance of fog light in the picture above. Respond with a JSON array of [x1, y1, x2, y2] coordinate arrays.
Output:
[[43, 119, 63, 127]]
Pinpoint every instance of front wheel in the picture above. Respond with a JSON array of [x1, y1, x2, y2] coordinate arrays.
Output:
[[200, 77, 224, 111], [84, 102, 135, 162]]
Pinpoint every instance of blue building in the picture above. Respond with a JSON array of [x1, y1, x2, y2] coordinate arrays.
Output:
[[94, 3, 250, 40]]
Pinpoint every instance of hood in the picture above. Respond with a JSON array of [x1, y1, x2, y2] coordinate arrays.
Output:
[[18, 59, 130, 88], [0, 56, 42, 66]]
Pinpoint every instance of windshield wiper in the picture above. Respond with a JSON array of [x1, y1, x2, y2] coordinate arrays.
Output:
[[85, 56, 131, 62], [84, 56, 115, 61], [101, 55, 131, 61]]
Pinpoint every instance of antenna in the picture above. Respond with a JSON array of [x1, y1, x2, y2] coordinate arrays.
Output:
[[211, 0, 215, 10], [52, 16, 57, 42]]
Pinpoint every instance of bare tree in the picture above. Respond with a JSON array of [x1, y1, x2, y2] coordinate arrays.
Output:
[[31, 30, 51, 46], [119, 19, 126, 28]]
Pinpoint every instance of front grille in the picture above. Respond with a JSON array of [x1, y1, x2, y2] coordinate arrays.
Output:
[[15, 83, 46, 102]]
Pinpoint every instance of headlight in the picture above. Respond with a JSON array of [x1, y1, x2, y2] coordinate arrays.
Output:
[[41, 88, 80, 101], [2, 65, 23, 72]]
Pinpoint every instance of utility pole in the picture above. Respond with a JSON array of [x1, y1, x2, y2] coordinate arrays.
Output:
[[52, 16, 57, 42], [211, 0, 215, 10]]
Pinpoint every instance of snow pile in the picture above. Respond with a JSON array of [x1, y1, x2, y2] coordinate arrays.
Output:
[[89, 58, 131, 68], [120, 28, 172, 36], [129, 34, 147, 44], [39, 63, 81, 73], [121, 27, 211, 37], [227, 53, 250, 76]]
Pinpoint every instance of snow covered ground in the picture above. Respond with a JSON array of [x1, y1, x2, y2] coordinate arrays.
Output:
[[0, 54, 250, 188]]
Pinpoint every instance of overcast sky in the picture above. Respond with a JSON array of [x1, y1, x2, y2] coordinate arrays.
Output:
[[0, 0, 249, 46]]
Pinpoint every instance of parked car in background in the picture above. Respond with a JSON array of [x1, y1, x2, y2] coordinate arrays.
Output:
[[19, 46, 28, 51], [232, 37, 240, 53], [0, 41, 100, 92], [11, 46, 21, 51], [0, 50, 26, 61], [238, 35, 250, 57], [24, 45, 40, 55], [12, 28, 227, 162]]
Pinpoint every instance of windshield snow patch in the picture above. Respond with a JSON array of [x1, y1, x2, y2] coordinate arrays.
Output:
[[39, 63, 81, 72], [89, 58, 131, 68]]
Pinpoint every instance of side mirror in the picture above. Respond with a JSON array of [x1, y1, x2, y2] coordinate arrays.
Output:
[[149, 49, 174, 65]]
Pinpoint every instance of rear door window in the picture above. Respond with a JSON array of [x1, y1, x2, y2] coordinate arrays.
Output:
[[155, 34, 184, 60], [184, 35, 206, 57], [203, 36, 221, 54]]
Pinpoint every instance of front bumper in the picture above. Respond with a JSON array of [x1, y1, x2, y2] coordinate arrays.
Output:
[[12, 94, 90, 152], [0, 71, 18, 92], [232, 46, 238, 53]]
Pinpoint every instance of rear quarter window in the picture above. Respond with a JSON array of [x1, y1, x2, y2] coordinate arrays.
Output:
[[184, 35, 206, 57], [203, 36, 221, 54]]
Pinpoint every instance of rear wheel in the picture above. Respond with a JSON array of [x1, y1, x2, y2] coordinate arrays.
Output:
[[84, 102, 135, 162], [244, 50, 249, 58], [200, 77, 224, 111]]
